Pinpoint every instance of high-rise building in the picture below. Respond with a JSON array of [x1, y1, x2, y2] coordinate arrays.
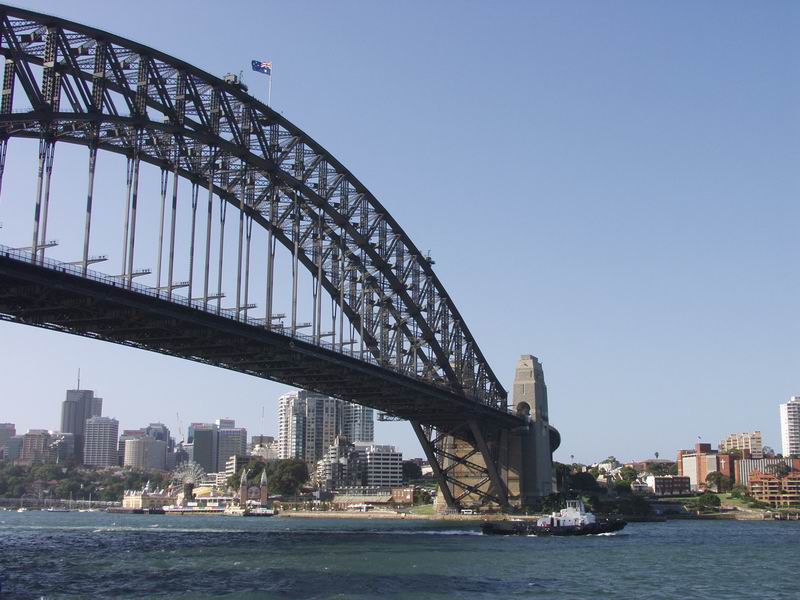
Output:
[[316, 436, 365, 491], [145, 423, 173, 458], [83, 417, 119, 467], [720, 431, 763, 459], [278, 391, 343, 467], [217, 427, 248, 472], [780, 396, 800, 457], [20, 430, 51, 464], [0, 423, 15, 459], [363, 444, 403, 488], [342, 404, 374, 443], [191, 425, 218, 473], [5, 436, 23, 461], [60, 389, 102, 462], [124, 437, 167, 470], [118, 429, 146, 466]]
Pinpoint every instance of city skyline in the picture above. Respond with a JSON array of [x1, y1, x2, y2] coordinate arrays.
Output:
[[0, 1, 797, 463], [3, 378, 796, 464]]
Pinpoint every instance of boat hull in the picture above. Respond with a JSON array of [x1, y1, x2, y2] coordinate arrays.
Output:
[[482, 519, 626, 536]]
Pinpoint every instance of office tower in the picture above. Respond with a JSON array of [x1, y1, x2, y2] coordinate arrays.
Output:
[[278, 390, 342, 467], [124, 437, 167, 470], [20, 430, 51, 464], [191, 425, 218, 473], [0, 423, 15, 459], [118, 429, 146, 466], [364, 444, 403, 488], [342, 403, 374, 443], [145, 423, 173, 452], [316, 436, 365, 490], [5, 436, 23, 461], [780, 396, 800, 457], [60, 389, 102, 462], [83, 417, 119, 467], [217, 427, 247, 472], [719, 431, 763, 459], [215, 418, 236, 430]]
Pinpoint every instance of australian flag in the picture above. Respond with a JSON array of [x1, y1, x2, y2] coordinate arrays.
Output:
[[251, 60, 272, 75]]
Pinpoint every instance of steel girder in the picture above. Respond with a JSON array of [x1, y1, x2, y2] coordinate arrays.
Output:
[[0, 4, 507, 410], [0, 251, 520, 432]]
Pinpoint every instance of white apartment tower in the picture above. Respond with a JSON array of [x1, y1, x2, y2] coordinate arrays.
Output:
[[343, 403, 374, 443], [780, 396, 800, 457], [278, 390, 343, 466], [83, 417, 119, 467], [719, 431, 763, 459]]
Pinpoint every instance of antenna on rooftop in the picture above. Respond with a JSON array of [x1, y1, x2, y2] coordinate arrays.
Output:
[[77, 368, 81, 390]]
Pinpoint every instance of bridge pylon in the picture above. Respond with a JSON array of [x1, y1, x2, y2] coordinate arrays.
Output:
[[415, 355, 559, 512]]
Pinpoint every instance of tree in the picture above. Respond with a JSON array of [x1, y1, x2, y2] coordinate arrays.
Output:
[[695, 492, 721, 511], [268, 459, 309, 496], [402, 461, 422, 483], [618, 466, 638, 483], [569, 471, 599, 492], [614, 481, 632, 495], [705, 471, 729, 493], [729, 485, 749, 499]]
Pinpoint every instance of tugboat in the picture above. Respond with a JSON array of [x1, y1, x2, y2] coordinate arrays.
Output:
[[482, 499, 626, 536]]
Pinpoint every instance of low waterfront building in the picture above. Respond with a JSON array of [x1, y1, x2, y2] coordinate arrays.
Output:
[[734, 458, 800, 487], [645, 475, 691, 497], [331, 486, 393, 510], [720, 431, 763, 459], [748, 471, 800, 507], [122, 489, 172, 510]]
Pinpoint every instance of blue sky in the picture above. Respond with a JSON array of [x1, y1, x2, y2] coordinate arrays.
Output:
[[1, 1, 797, 463]]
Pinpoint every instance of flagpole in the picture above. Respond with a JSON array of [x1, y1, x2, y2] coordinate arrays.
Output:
[[268, 71, 272, 107]]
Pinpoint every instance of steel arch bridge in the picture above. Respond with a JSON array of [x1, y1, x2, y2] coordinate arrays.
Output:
[[0, 5, 558, 509]]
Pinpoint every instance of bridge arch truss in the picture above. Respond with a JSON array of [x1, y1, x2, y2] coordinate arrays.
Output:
[[0, 5, 563, 510]]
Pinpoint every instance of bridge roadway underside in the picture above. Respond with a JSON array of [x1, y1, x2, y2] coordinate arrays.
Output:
[[0, 254, 521, 434]]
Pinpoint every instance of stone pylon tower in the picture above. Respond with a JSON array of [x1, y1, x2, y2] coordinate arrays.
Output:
[[434, 354, 558, 512], [511, 355, 554, 502], [239, 469, 249, 507], [259, 468, 269, 505]]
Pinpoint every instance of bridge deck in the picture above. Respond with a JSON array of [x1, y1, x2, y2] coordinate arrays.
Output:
[[0, 248, 520, 431]]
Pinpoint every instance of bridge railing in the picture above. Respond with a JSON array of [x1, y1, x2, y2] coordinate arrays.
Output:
[[0, 245, 484, 404]]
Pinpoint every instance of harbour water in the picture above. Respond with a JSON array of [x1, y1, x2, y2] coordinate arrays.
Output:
[[0, 511, 797, 599]]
